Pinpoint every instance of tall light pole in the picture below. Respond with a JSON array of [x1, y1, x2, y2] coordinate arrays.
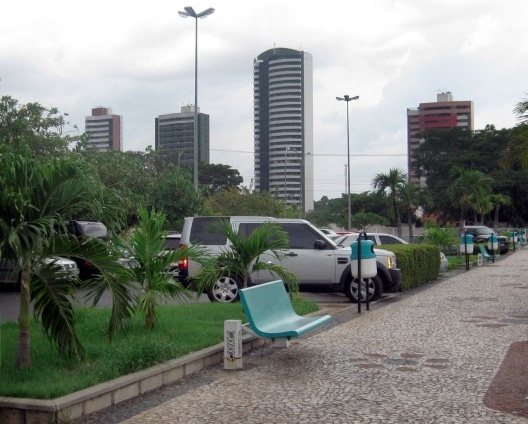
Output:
[[178, 6, 215, 191], [336, 95, 359, 231]]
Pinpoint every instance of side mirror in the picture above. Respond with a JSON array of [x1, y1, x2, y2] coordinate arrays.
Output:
[[314, 240, 327, 249]]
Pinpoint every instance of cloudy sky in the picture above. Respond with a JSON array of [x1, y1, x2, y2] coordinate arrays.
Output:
[[2, 0, 527, 201]]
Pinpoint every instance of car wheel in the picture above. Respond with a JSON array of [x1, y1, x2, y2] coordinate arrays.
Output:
[[207, 275, 242, 303], [345, 275, 383, 303]]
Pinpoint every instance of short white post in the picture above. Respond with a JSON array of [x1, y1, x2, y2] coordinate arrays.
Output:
[[224, 320, 243, 370]]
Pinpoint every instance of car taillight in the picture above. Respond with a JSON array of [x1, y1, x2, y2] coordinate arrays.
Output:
[[178, 244, 188, 270], [179, 257, 188, 270]]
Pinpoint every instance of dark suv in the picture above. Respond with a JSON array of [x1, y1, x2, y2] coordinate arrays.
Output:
[[463, 226, 509, 254]]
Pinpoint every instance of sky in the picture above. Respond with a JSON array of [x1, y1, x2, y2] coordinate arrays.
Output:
[[2, 0, 527, 202]]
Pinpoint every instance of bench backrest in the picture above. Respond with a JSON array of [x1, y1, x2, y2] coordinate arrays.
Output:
[[478, 245, 491, 256], [240, 280, 297, 328]]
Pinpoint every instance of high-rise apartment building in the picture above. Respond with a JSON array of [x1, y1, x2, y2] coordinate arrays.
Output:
[[155, 105, 210, 168], [84, 107, 122, 152], [407, 92, 474, 185], [253, 47, 314, 212]]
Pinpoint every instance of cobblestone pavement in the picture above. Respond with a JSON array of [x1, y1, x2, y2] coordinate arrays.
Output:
[[75, 250, 528, 423]]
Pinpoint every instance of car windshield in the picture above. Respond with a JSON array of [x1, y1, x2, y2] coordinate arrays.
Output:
[[472, 227, 493, 236]]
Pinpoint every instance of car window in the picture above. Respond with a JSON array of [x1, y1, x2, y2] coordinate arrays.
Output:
[[189, 217, 229, 245], [366, 235, 377, 245], [163, 237, 181, 250], [378, 235, 404, 244], [279, 223, 323, 249]]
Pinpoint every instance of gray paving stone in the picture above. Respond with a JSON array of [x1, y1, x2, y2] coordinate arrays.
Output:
[[74, 250, 528, 423]]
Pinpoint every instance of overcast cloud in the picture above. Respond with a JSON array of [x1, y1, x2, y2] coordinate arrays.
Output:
[[2, 0, 527, 201]]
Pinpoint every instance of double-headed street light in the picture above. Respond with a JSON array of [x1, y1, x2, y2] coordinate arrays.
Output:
[[178, 6, 215, 191], [336, 95, 359, 231]]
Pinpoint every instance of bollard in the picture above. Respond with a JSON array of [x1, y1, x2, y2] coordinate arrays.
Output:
[[224, 320, 243, 370]]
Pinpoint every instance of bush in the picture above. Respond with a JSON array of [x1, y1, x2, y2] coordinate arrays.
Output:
[[387, 244, 440, 290]]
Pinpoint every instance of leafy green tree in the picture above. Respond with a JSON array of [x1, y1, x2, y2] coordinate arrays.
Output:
[[204, 186, 284, 217], [199, 163, 243, 196], [0, 95, 81, 155], [116, 207, 205, 329], [81, 150, 158, 225], [350, 211, 388, 232], [372, 168, 406, 237], [153, 165, 204, 229], [0, 146, 128, 368], [193, 220, 298, 302]]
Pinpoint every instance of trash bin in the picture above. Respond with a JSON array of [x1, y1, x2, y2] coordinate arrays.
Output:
[[460, 233, 474, 255], [350, 239, 377, 278], [488, 234, 499, 252]]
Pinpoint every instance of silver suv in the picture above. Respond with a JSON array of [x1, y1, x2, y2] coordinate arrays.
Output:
[[178, 216, 401, 303]]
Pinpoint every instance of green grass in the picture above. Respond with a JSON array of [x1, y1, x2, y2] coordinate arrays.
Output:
[[0, 295, 318, 399]]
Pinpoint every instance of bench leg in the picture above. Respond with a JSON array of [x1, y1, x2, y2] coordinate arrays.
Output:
[[272, 338, 291, 348]]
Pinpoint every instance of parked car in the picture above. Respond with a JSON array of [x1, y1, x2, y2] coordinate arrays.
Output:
[[178, 216, 402, 303], [0, 256, 80, 292], [43, 257, 80, 279], [67, 220, 109, 279], [334, 232, 449, 273], [463, 226, 509, 254]]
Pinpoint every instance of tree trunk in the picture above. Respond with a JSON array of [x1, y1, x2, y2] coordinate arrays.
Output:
[[493, 204, 500, 232], [407, 207, 414, 242], [15, 270, 31, 369], [146, 304, 154, 330]]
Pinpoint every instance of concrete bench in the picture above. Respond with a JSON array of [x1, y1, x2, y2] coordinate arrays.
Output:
[[478, 244, 496, 264], [239, 280, 332, 347]]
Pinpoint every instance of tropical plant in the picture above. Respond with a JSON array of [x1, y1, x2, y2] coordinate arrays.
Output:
[[192, 220, 298, 300], [446, 167, 493, 227], [0, 146, 129, 368], [420, 224, 459, 252], [115, 207, 206, 329], [490, 193, 512, 231], [372, 168, 406, 237]]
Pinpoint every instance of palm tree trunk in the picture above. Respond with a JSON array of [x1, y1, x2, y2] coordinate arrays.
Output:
[[146, 304, 154, 330], [493, 204, 500, 232], [407, 208, 414, 242], [15, 270, 31, 369]]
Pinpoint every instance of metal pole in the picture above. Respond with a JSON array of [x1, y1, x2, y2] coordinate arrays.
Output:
[[193, 16, 199, 191], [346, 101, 351, 231]]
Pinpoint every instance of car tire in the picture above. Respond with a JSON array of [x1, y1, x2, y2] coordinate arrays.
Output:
[[345, 275, 383, 303], [207, 275, 242, 303]]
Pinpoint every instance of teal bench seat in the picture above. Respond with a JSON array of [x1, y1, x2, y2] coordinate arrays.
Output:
[[239, 280, 332, 343], [478, 244, 496, 264]]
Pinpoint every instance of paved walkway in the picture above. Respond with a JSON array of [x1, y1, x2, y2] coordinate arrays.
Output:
[[75, 250, 528, 423]]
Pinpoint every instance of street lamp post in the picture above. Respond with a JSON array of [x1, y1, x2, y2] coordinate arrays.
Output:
[[178, 6, 215, 191], [336, 95, 359, 231]]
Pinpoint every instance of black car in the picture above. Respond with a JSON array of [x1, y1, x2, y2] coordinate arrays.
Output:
[[463, 226, 509, 254]]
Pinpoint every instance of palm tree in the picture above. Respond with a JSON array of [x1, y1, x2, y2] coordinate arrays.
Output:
[[116, 207, 206, 329], [372, 168, 406, 238], [399, 182, 425, 242], [490, 193, 511, 231], [192, 220, 298, 303], [447, 167, 493, 229], [501, 95, 528, 170], [0, 147, 129, 368]]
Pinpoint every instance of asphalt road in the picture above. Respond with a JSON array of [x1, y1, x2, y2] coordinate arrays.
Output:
[[0, 285, 400, 323], [0, 287, 212, 323]]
